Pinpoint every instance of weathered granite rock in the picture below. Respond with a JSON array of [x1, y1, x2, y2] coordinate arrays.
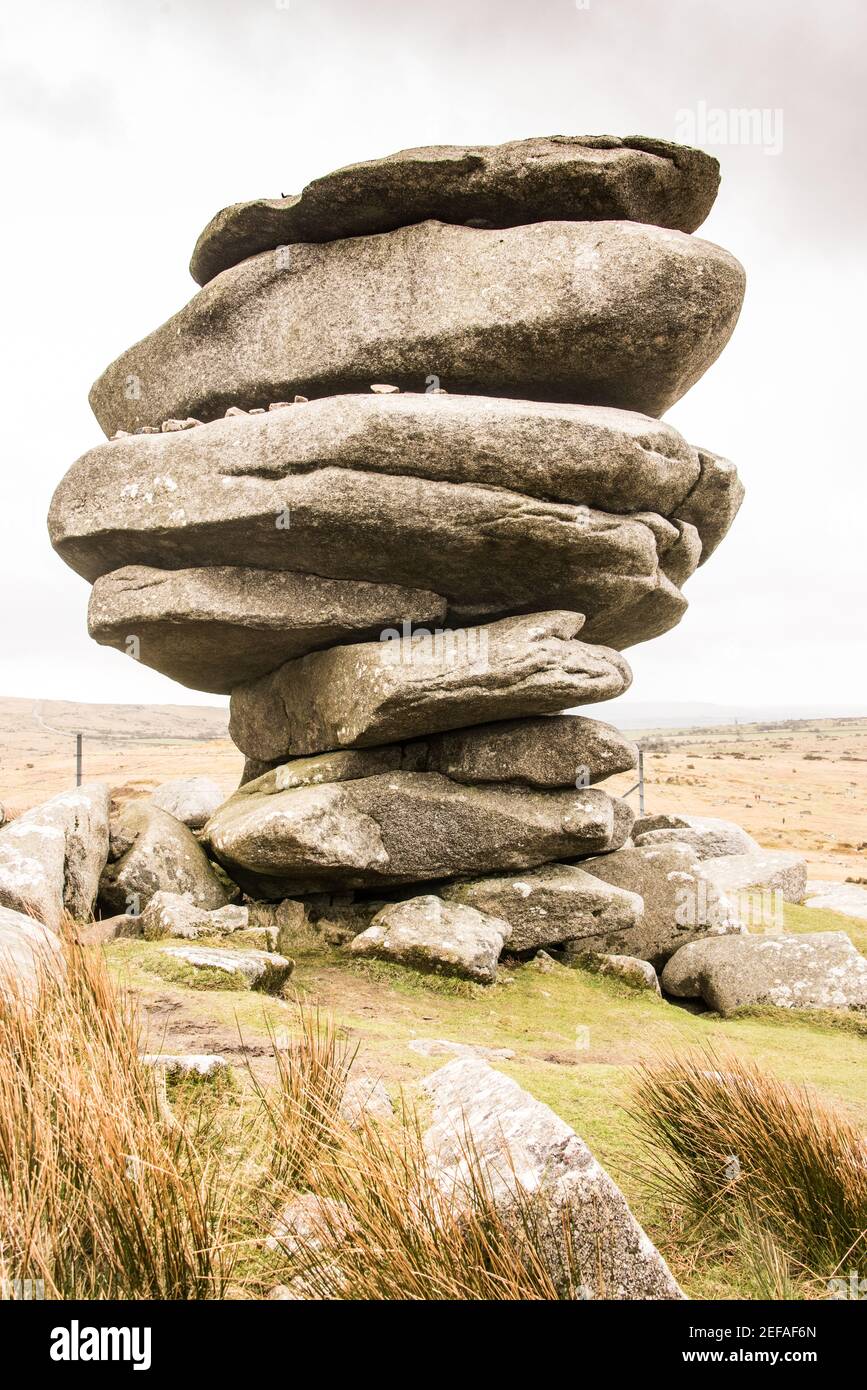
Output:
[[151, 777, 224, 829], [159, 944, 294, 991], [422, 1058, 684, 1298], [229, 612, 631, 762], [238, 714, 637, 796], [139, 890, 248, 940], [804, 880, 867, 921], [633, 813, 759, 860], [90, 220, 745, 434], [53, 453, 699, 650], [191, 135, 720, 284], [204, 773, 622, 896], [441, 864, 642, 953], [0, 905, 65, 1002], [701, 850, 808, 905], [408, 1038, 516, 1061], [578, 842, 743, 967], [339, 1074, 394, 1128], [661, 932, 867, 1014], [90, 566, 447, 694], [571, 951, 662, 994], [349, 895, 510, 983], [140, 1053, 232, 1080], [677, 448, 745, 563], [0, 784, 110, 929], [100, 801, 229, 914]]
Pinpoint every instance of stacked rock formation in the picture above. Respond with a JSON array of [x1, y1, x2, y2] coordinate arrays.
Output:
[[48, 136, 747, 977]]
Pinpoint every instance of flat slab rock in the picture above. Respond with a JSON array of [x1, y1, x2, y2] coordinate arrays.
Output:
[[804, 880, 867, 921], [90, 565, 446, 695], [151, 776, 224, 829], [0, 783, 109, 929], [408, 1038, 516, 1061], [51, 394, 741, 575], [160, 945, 293, 991], [661, 931, 867, 1014], [100, 801, 229, 915], [578, 841, 744, 967], [190, 135, 720, 284], [229, 611, 632, 762], [90, 220, 744, 434], [632, 813, 759, 860], [700, 850, 808, 905], [241, 714, 638, 792], [0, 905, 65, 1002], [349, 895, 511, 984], [204, 772, 627, 896], [140, 1053, 231, 1080], [441, 863, 642, 954], [422, 1058, 683, 1299]]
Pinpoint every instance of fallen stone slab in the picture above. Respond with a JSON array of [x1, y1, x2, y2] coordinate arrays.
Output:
[[804, 880, 867, 921], [701, 850, 808, 905], [139, 890, 248, 940], [633, 813, 759, 860], [441, 863, 642, 953], [578, 842, 743, 967], [570, 952, 662, 994], [90, 220, 745, 435], [408, 1038, 517, 1061], [0, 905, 65, 1002], [90, 566, 447, 694], [53, 453, 697, 651], [99, 801, 229, 915], [159, 944, 294, 991], [349, 895, 511, 984], [229, 611, 632, 762], [204, 773, 623, 896], [240, 714, 638, 795], [151, 776, 224, 828], [140, 1053, 232, 1080], [0, 783, 110, 929], [422, 1058, 683, 1298], [661, 932, 867, 1014], [190, 135, 720, 284]]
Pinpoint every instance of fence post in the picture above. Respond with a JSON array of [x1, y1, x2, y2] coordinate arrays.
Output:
[[75, 733, 83, 788], [638, 748, 645, 816]]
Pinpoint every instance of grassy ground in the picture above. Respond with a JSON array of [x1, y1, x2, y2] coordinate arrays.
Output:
[[102, 899, 867, 1300]]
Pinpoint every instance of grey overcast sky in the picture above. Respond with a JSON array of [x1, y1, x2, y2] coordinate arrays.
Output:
[[1, 0, 865, 712]]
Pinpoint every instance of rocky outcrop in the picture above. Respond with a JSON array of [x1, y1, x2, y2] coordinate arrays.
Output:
[[0, 784, 110, 929], [349, 896, 511, 983], [100, 801, 229, 914], [661, 932, 867, 1014], [0, 905, 65, 1002], [422, 1058, 684, 1298], [632, 813, 759, 859], [151, 777, 225, 829], [190, 136, 720, 285]]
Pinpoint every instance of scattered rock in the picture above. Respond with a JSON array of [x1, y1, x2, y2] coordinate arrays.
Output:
[[0, 905, 65, 1002], [804, 880, 867, 921], [408, 1038, 516, 1061], [340, 1074, 394, 1127], [349, 895, 511, 984], [159, 945, 294, 991], [633, 813, 758, 860], [422, 1058, 684, 1299], [571, 952, 661, 994], [0, 783, 110, 929], [661, 931, 867, 1014], [139, 890, 248, 940], [701, 850, 808, 905], [140, 1053, 231, 1080], [99, 801, 229, 915], [151, 777, 224, 829]]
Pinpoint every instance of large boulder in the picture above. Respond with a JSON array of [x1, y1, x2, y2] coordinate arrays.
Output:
[[661, 932, 867, 1014], [151, 777, 225, 829], [422, 1058, 683, 1299], [804, 880, 867, 921], [139, 890, 248, 940], [190, 135, 720, 284], [701, 850, 808, 905], [349, 896, 511, 984], [441, 863, 642, 953], [0, 905, 65, 1002], [204, 773, 624, 897], [0, 784, 110, 929], [633, 813, 759, 860], [90, 566, 446, 695], [89, 220, 744, 434], [100, 801, 229, 914], [229, 611, 631, 762], [578, 842, 743, 967]]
